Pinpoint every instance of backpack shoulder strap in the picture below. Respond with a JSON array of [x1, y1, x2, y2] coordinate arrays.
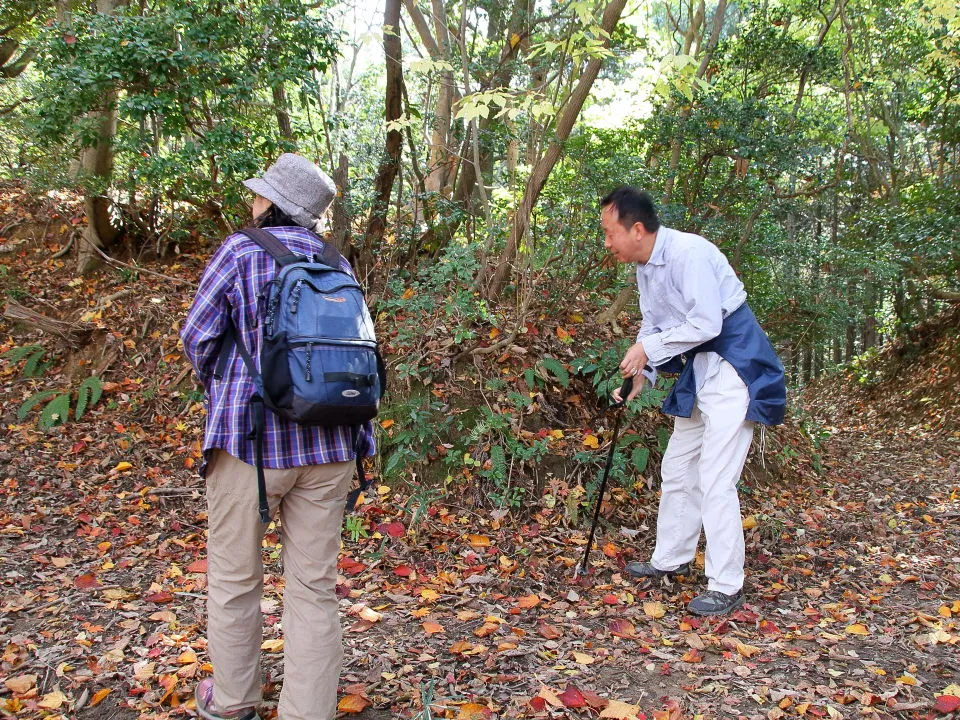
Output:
[[239, 227, 303, 267], [310, 230, 346, 270]]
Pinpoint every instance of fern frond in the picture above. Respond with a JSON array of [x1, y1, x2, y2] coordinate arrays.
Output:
[[75, 376, 103, 420], [18, 390, 59, 421], [39, 393, 71, 429]]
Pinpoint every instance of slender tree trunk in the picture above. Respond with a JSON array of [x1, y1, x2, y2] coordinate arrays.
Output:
[[360, 0, 404, 274], [272, 84, 294, 140], [484, 0, 628, 300]]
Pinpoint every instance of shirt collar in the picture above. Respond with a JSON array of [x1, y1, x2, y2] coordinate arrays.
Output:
[[641, 227, 668, 267]]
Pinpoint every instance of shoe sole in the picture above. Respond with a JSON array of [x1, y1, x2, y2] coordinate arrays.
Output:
[[625, 565, 691, 580], [688, 594, 744, 617]]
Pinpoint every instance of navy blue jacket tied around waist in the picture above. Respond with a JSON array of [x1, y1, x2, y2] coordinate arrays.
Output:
[[658, 304, 786, 426]]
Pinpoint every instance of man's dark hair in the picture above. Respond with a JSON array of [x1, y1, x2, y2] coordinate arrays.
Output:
[[600, 186, 660, 233], [252, 204, 298, 229]]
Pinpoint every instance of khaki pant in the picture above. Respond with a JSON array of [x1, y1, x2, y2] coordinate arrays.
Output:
[[205, 450, 354, 720]]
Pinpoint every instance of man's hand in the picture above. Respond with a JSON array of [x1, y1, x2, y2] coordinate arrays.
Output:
[[614, 342, 649, 404], [611, 376, 645, 404]]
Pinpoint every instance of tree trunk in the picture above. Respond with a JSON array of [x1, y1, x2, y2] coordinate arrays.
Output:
[[360, 0, 404, 274], [272, 84, 294, 140], [76, 0, 128, 274], [330, 153, 351, 255], [484, 0, 628, 300]]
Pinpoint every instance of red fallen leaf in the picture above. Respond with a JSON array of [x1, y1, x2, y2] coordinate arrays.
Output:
[[538, 622, 563, 640], [729, 609, 758, 622], [557, 686, 587, 708], [186, 559, 207, 573], [393, 565, 414, 577], [602, 594, 620, 605], [933, 695, 960, 714], [70, 441, 86, 454], [377, 522, 405, 538], [759, 620, 781, 634], [74, 573, 100, 589], [145, 591, 174, 603], [338, 558, 367, 576], [609, 618, 637, 639], [528, 697, 547, 712]]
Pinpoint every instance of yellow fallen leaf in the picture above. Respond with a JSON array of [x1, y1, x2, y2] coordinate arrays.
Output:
[[456, 702, 491, 719], [466, 535, 491, 548], [583, 434, 600, 449], [113, 461, 133, 472], [897, 674, 917, 686], [261, 638, 284, 652], [572, 651, 595, 664], [359, 607, 382, 623], [420, 588, 440, 602], [736, 642, 762, 657], [742, 515, 758, 530], [37, 690, 68, 710], [938, 605, 952, 618], [643, 601, 666, 619], [536, 685, 563, 707], [177, 651, 197, 664], [600, 699, 643, 719], [845, 623, 870, 635]]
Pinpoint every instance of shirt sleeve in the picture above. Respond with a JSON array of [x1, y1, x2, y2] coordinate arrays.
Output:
[[639, 247, 724, 366], [181, 242, 238, 388]]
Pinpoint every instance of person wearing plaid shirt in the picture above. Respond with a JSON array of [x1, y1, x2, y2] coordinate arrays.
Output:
[[182, 154, 374, 720]]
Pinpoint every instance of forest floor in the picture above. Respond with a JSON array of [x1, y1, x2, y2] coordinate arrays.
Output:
[[1, 183, 958, 720]]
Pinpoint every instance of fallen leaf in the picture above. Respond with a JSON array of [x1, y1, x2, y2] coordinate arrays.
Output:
[[933, 695, 960, 713], [422, 621, 444, 634], [572, 651, 595, 665], [600, 699, 643, 719], [466, 535, 491, 547], [516, 594, 540, 609], [538, 622, 563, 639], [456, 702, 491, 719], [261, 639, 284, 652], [558, 685, 587, 708], [37, 690, 68, 710], [89, 688, 111, 707], [608, 619, 637, 639], [643, 601, 666, 619], [338, 694, 371, 713], [846, 623, 870, 635], [4, 675, 36, 694], [583, 434, 600, 448]]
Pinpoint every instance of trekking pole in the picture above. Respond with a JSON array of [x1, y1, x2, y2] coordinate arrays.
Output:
[[575, 375, 634, 578]]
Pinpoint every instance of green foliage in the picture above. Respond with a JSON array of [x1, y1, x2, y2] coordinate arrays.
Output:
[[2, 344, 51, 377], [38, 392, 71, 429], [343, 515, 368, 542], [21, 0, 341, 240], [17, 389, 58, 421], [75, 376, 103, 420]]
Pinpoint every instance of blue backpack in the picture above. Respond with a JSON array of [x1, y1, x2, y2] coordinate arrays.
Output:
[[214, 227, 386, 522]]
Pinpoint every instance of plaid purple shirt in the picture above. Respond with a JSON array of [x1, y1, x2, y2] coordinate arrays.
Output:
[[181, 226, 376, 474]]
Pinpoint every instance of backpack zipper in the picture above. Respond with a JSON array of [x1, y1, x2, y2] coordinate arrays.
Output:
[[305, 341, 313, 382]]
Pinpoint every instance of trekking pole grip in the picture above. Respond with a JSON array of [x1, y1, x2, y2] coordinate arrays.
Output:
[[612, 376, 634, 408]]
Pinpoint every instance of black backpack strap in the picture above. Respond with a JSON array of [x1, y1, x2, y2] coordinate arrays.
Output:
[[345, 426, 373, 513], [219, 315, 271, 524], [239, 227, 304, 267]]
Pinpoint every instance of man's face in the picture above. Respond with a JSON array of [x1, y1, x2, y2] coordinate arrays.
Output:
[[601, 205, 639, 263]]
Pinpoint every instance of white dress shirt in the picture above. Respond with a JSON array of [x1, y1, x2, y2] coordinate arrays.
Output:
[[635, 226, 746, 386]]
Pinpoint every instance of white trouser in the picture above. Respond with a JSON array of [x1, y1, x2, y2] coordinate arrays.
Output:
[[650, 353, 754, 595]]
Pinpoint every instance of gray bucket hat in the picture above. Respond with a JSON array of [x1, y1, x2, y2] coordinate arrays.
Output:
[[243, 153, 336, 231]]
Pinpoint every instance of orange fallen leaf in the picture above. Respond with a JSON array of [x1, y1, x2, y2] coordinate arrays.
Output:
[[422, 621, 444, 634], [456, 702, 491, 719], [449, 641, 473, 655], [846, 623, 870, 635], [583, 434, 600, 448], [338, 694, 371, 713], [89, 688, 112, 708], [538, 622, 563, 639], [516, 594, 540, 609], [600, 699, 643, 719]]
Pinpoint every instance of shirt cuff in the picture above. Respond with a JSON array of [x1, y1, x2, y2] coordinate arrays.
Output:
[[641, 365, 657, 388], [639, 334, 671, 367]]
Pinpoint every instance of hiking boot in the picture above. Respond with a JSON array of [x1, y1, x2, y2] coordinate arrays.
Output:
[[195, 679, 260, 720], [688, 590, 744, 617], [624, 561, 691, 580]]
